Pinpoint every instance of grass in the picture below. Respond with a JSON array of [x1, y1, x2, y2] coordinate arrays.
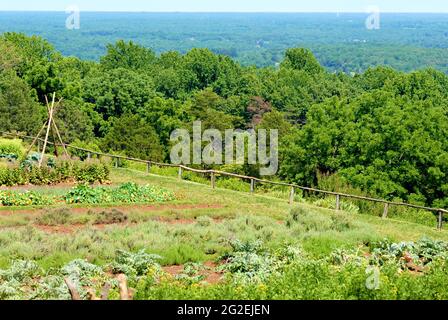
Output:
[[0, 167, 447, 271], [0, 167, 448, 299]]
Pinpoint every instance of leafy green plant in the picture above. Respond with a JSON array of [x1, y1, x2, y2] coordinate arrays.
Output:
[[60, 259, 106, 298], [63, 183, 175, 205], [175, 262, 207, 284], [73, 161, 110, 184], [218, 240, 276, 284], [109, 249, 162, 278], [368, 238, 448, 269], [63, 184, 106, 204], [0, 158, 110, 187], [0, 190, 54, 206]]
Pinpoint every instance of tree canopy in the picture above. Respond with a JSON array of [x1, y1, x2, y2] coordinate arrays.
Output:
[[1, 33, 447, 207]]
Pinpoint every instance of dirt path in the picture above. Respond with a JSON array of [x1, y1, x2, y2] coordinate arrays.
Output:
[[163, 261, 224, 284], [32, 215, 225, 234]]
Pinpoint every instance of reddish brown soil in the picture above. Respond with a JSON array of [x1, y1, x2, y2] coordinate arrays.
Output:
[[0, 203, 223, 217], [33, 214, 225, 234], [162, 261, 223, 285], [153, 216, 223, 225], [35, 223, 119, 234], [1, 203, 224, 234], [163, 265, 184, 275]]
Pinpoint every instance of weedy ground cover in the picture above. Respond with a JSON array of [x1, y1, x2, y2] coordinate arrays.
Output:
[[0, 168, 447, 300]]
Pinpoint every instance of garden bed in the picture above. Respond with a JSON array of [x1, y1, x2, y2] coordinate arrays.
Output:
[[0, 183, 176, 207]]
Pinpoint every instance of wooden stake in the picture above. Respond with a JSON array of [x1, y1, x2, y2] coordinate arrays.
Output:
[[210, 172, 216, 189], [382, 203, 389, 219], [25, 122, 46, 156], [52, 120, 69, 157], [438, 211, 444, 230], [51, 125, 59, 157], [178, 167, 183, 180], [250, 179, 255, 193], [335, 194, 341, 211], [289, 186, 295, 205], [117, 274, 129, 301], [38, 93, 56, 167], [45, 95, 68, 158], [64, 277, 81, 300]]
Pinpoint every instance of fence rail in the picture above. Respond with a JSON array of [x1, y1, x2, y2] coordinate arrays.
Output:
[[2, 131, 446, 229]]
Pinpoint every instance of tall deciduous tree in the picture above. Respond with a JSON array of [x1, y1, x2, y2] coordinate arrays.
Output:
[[102, 114, 164, 161]]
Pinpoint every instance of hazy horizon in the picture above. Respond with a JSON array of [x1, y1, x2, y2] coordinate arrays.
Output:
[[2, 11, 448, 14], [2, 0, 448, 13]]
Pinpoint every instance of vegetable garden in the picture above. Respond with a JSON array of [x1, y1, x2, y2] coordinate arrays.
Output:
[[0, 138, 448, 300]]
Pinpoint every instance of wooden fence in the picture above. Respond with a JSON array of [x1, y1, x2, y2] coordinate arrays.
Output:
[[1, 131, 447, 230]]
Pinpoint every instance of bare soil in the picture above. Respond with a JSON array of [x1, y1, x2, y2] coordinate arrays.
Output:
[[162, 261, 224, 284]]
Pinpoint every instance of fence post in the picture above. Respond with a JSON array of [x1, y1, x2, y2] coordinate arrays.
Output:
[[87, 152, 91, 160], [438, 211, 444, 230], [114, 157, 118, 168], [289, 186, 295, 205], [382, 203, 389, 219], [146, 162, 151, 174], [335, 194, 340, 211], [178, 167, 183, 180], [37, 140, 41, 153], [211, 172, 216, 189], [250, 179, 255, 193]]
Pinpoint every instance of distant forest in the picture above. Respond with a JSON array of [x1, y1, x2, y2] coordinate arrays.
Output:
[[1, 23, 448, 208], [1, 12, 448, 73]]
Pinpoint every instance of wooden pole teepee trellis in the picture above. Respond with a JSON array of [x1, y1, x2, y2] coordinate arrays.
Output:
[[25, 92, 69, 167]]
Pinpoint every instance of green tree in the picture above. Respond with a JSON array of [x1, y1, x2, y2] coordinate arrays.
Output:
[[281, 48, 324, 74], [53, 99, 95, 143], [0, 72, 43, 134], [100, 40, 157, 71], [83, 68, 156, 120], [102, 114, 164, 161], [1, 33, 63, 102], [183, 48, 220, 90]]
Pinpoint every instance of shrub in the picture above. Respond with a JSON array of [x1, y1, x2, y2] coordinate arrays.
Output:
[[89, 209, 128, 225], [73, 160, 110, 184], [0, 190, 54, 207], [218, 240, 279, 284], [35, 208, 72, 226], [64, 183, 175, 205], [313, 196, 360, 214], [109, 249, 161, 278], [0, 158, 110, 187], [63, 184, 106, 204], [69, 140, 102, 161], [0, 139, 25, 160], [196, 216, 213, 227]]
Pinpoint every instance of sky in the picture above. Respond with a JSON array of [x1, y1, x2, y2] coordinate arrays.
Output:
[[1, 0, 448, 13]]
